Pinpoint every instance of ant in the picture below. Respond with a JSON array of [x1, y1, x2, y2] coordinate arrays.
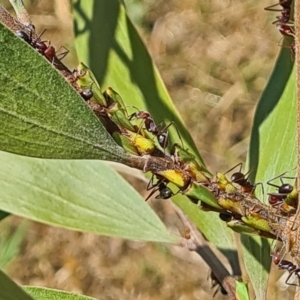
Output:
[[228, 163, 255, 194], [267, 173, 296, 212], [264, 0, 295, 54], [145, 175, 174, 201], [129, 108, 182, 151], [272, 250, 300, 286], [15, 29, 69, 63], [224, 163, 261, 195], [264, 0, 292, 24]]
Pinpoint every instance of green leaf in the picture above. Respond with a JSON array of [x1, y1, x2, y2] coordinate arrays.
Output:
[[0, 151, 177, 243], [244, 47, 295, 300], [235, 281, 249, 300], [73, 0, 205, 166], [24, 286, 98, 300], [72, 0, 236, 261], [0, 269, 34, 300], [0, 21, 127, 162], [0, 220, 29, 270]]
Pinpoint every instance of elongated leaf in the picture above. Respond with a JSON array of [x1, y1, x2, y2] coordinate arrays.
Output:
[[0, 220, 29, 270], [72, 0, 204, 165], [0, 151, 177, 243], [0, 21, 127, 162], [24, 286, 97, 300], [235, 281, 250, 300], [72, 0, 236, 259], [0, 270, 34, 300], [244, 47, 295, 300]]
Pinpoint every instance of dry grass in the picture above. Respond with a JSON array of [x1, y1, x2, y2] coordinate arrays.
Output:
[[0, 0, 295, 299]]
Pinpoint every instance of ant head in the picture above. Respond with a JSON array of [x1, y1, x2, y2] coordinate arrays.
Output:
[[16, 30, 30, 43], [271, 250, 281, 265], [137, 111, 150, 119], [278, 183, 293, 194], [231, 172, 245, 183], [280, 0, 292, 9]]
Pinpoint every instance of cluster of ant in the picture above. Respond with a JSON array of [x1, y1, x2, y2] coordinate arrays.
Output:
[[265, 0, 295, 54], [8, 9, 300, 289]]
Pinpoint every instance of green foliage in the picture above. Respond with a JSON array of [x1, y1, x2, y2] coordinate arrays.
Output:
[[0, 220, 29, 270], [24, 287, 98, 300], [0, 150, 176, 243], [73, 0, 236, 258], [0, 1, 297, 299], [0, 22, 126, 162], [243, 47, 295, 299]]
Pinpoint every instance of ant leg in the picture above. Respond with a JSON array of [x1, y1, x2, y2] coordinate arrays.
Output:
[[145, 186, 159, 201], [127, 106, 141, 120], [146, 174, 156, 191], [285, 269, 300, 286], [267, 172, 288, 189], [56, 46, 69, 61], [280, 175, 296, 185], [224, 162, 242, 176], [252, 182, 264, 196]]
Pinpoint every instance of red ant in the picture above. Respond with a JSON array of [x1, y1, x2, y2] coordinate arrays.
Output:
[[264, 0, 292, 24], [15, 29, 69, 63], [267, 173, 295, 211], [272, 250, 300, 286], [264, 0, 295, 54], [225, 163, 262, 195], [129, 109, 182, 151]]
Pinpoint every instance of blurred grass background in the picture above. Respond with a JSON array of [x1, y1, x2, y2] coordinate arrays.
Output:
[[0, 0, 294, 299]]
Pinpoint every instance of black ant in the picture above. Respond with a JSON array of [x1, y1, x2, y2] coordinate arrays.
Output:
[[272, 250, 300, 286], [129, 109, 181, 151], [145, 175, 174, 201]]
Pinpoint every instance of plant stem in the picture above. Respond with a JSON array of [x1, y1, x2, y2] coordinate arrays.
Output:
[[174, 205, 238, 300], [295, 0, 300, 299]]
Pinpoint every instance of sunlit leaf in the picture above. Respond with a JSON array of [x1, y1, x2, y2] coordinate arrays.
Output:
[[72, 0, 236, 258], [72, 0, 205, 166], [244, 47, 295, 300], [24, 286, 98, 300], [0, 21, 127, 162], [0, 220, 29, 270], [235, 281, 250, 300], [0, 151, 177, 243]]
